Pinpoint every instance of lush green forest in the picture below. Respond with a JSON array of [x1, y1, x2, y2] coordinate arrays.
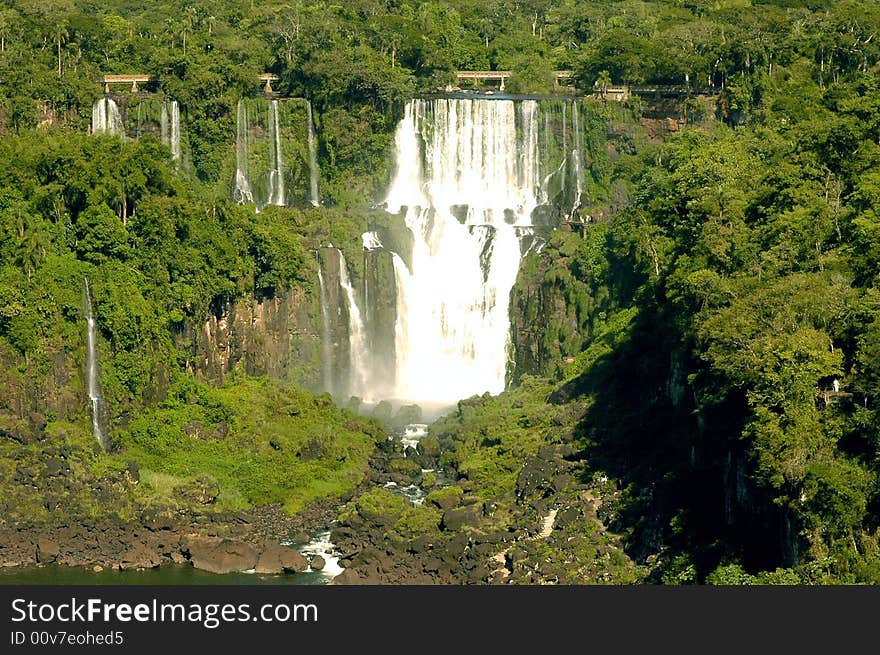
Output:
[[2, 0, 880, 583]]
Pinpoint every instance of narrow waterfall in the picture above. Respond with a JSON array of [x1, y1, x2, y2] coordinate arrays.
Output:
[[337, 250, 370, 399], [83, 278, 109, 451], [316, 253, 334, 397], [570, 104, 584, 217], [267, 99, 286, 206], [306, 100, 321, 206], [161, 99, 181, 161], [234, 98, 321, 210], [91, 97, 123, 136], [233, 100, 255, 205]]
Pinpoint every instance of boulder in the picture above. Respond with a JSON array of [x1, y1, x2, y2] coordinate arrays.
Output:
[[417, 435, 441, 458], [331, 568, 362, 585], [391, 404, 422, 429], [36, 538, 59, 564], [173, 476, 219, 506], [190, 538, 258, 574], [310, 555, 326, 571], [254, 543, 308, 574], [119, 543, 161, 570], [428, 487, 463, 511], [441, 505, 483, 531]]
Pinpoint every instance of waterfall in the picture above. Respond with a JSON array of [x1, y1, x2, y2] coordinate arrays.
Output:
[[161, 99, 181, 161], [383, 98, 551, 404], [307, 101, 321, 206], [337, 250, 369, 399], [91, 97, 123, 137], [267, 99, 286, 206], [571, 104, 584, 217], [308, 96, 585, 406], [316, 253, 334, 397], [233, 100, 255, 205], [83, 278, 109, 451]]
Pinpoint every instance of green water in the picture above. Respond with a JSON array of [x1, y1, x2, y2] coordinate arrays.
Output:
[[0, 564, 329, 586]]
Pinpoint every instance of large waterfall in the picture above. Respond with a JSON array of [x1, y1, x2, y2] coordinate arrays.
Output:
[[233, 98, 321, 210], [316, 96, 589, 407], [83, 278, 109, 451], [384, 98, 545, 403], [91, 97, 123, 136]]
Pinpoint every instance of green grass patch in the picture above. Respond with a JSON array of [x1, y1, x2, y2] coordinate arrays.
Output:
[[117, 375, 380, 514]]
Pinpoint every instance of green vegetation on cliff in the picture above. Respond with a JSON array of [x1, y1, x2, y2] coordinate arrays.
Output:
[[0, 378, 380, 523]]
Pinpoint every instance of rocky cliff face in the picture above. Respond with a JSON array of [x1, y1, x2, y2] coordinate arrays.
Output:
[[182, 283, 322, 390], [0, 341, 81, 423], [509, 227, 601, 384]]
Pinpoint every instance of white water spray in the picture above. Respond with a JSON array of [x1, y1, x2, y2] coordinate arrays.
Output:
[[316, 253, 334, 397]]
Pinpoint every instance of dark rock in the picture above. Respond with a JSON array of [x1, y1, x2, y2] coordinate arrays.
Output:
[[555, 507, 580, 527], [254, 543, 308, 574], [119, 543, 161, 570], [441, 505, 483, 531], [429, 488, 462, 511], [190, 538, 258, 574], [125, 461, 140, 483], [392, 404, 422, 429], [446, 532, 469, 559], [389, 457, 421, 481], [372, 401, 393, 423], [141, 509, 176, 532], [36, 538, 59, 564], [331, 568, 363, 585], [552, 474, 575, 493], [44, 458, 67, 477], [423, 557, 443, 573], [418, 435, 441, 457], [471, 542, 495, 557], [290, 531, 310, 545], [174, 476, 219, 505], [310, 555, 326, 571]]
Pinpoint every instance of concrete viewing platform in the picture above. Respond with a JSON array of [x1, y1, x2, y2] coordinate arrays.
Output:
[[102, 74, 157, 94], [455, 70, 574, 91], [260, 74, 279, 92]]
